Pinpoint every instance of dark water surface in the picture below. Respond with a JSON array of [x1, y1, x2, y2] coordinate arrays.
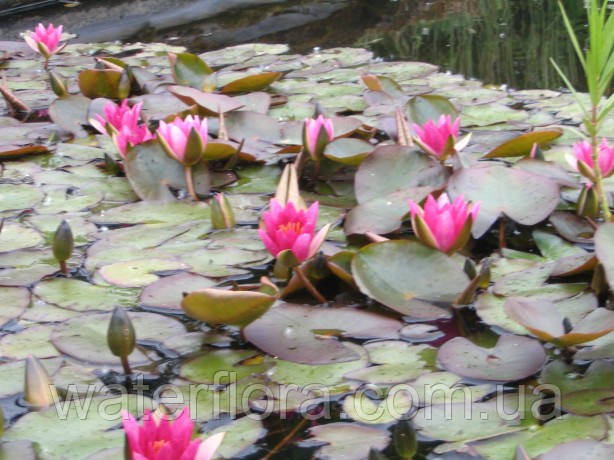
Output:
[[1, 0, 588, 89]]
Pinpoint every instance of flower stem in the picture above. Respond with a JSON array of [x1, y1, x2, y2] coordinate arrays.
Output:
[[120, 356, 132, 375], [59, 260, 69, 276], [294, 265, 326, 304], [184, 165, 198, 201], [590, 106, 612, 221]]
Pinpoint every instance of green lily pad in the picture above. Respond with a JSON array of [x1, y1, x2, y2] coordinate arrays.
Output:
[[48, 95, 91, 137], [504, 298, 614, 346], [468, 414, 609, 459], [0, 184, 43, 214], [3, 395, 152, 460], [243, 303, 401, 365], [483, 129, 563, 158], [140, 272, 216, 311], [203, 416, 266, 460], [51, 311, 185, 365], [78, 69, 127, 99], [0, 287, 30, 325], [352, 240, 467, 318], [98, 258, 189, 288], [89, 201, 209, 225], [323, 138, 374, 166], [170, 52, 213, 89], [221, 72, 282, 94], [407, 94, 458, 126], [308, 423, 390, 460], [34, 278, 138, 312], [344, 341, 436, 384], [0, 324, 59, 360], [413, 393, 536, 442], [180, 349, 270, 384], [345, 145, 447, 235], [343, 391, 413, 425], [268, 343, 368, 387], [168, 85, 243, 114], [0, 223, 43, 253], [538, 440, 614, 459], [447, 164, 560, 238], [437, 335, 546, 382], [594, 222, 614, 293], [181, 289, 275, 326]]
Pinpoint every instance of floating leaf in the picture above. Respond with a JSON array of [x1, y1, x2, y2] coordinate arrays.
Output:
[[140, 273, 216, 311], [448, 164, 560, 238], [168, 85, 243, 114], [308, 423, 390, 460], [48, 95, 91, 137], [78, 69, 127, 99], [437, 335, 546, 382], [169, 52, 213, 89], [221, 72, 282, 94], [98, 258, 189, 288], [181, 289, 276, 326], [352, 240, 467, 318], [243, 303, 401, 365], [324, 138, 374, 166], [180, 349, 270, 384], [483, 129, 563, 158], [407, 95, 458, 126]]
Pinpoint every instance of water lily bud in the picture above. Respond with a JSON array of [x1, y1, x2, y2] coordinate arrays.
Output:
[[117, 70, 132, 100], [107, 307, 136, 358], [48, 71, 68, 97], [25, 355, 59, 409], [393, 420, 417, 459], [52, 220, 73, 264], [211, 193, 235, 229], [303, 115, 334, 162], [576, 184, 600, 218]]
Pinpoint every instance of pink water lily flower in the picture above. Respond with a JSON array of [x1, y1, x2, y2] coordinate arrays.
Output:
[[567, 139, 614, 181], [122, 407, 224, 460], [113, 123, 155, 157], [303, 115, 334, 160], [413, 115, 460, 158], [409, 193, 480, 254], [259, 199, 330, 262], [24, 23, 63, 59], [93, 100, 144, 135], [157, 115, 208, 166]]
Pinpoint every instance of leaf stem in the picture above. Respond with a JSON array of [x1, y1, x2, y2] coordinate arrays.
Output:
[[263, 417, 309, 460], [184, 165, 198, 201]]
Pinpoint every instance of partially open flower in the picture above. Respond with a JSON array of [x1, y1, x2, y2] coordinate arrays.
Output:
[[122, 407, 224, 460], [568, 139, 614, 182], [93, 100, 143, 135], [23, 23, 64, 59], [157, 115, 208, 166], [259, 199, 330, 262], [409, 193, 480, 254], [113, 123, 155, 158], [413, 115, 460, 158], [303, 115, 334, 161]]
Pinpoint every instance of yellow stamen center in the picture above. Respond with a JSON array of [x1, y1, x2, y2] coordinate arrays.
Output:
[[152, 440, 168, 453], [279, 221, 303, 233]]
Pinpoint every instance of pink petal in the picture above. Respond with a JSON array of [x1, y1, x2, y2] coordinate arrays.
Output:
[[195, 433, 225, 460], [291, 232, 312, 261]]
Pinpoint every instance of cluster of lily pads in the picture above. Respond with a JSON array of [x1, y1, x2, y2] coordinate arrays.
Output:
[[0, 4, 614, 458]]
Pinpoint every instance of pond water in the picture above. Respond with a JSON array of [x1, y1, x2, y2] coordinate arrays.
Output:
[[1, 0, 587, 89]]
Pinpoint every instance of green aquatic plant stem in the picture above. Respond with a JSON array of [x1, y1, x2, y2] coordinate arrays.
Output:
[[590, 106, 612, 221], [184, 165, 198, 201]]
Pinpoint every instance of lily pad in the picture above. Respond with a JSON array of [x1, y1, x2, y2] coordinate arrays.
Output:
[[0, 286, 30, 325], [0, 223, 43, 253], [221, 72, 282, 94], [323, 138, 374, 166], [89, 201, 209, 225], [98, 258, 189, 288], [308, 423, 390, 460], [34, 278, 138, 312], [180, 349, 270, 384], [51, 311, 185, 365], [352, 240, 467, 318], [0, 184, 43, 214], [243, 303, 401, 365], [407, 94, 458, 126], [343, 391, 413, 425], [345, 145, 447, 235], [139, 272, 216, 311], [448, 163, 561, 238], [437, 335, 546, 382], [484, 129, 563, 158]]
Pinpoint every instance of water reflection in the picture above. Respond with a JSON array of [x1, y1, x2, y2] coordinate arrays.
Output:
[[356, 0, 586, 89]]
